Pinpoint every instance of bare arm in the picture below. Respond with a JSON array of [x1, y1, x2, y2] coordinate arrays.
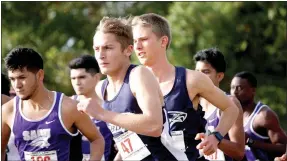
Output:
[[1, 123, 10, 161], [275, 154, 287, 161], [65, 98, 105, 161], [188, 70, 239, 136], [218, 96, 245, 161], [251, 109, 287, 155], [93, 66, 163, 137], [1, 100, 13, 161]]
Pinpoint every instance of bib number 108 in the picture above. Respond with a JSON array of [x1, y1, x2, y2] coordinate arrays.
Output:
[[24, 151, 57, 161], [31, 156, 50, 161]]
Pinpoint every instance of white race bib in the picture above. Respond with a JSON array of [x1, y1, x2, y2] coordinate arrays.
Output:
[[82, 154, 90, 161], [160, 131, 188, 161], [171, 131, 186, 152], [204, 149, 226, 161], [114, 131, 151, 160], [24, 150, 57, 161], [204, 126, 225, 161], [82, 153, 105, 161]]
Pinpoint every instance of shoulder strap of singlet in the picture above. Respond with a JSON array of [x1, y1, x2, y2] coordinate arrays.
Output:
[[175, 66, 186, 82], [101, 79, 109, 100], [12, 96, 20, 134], [55, 92, 63, 110], [123, 64, 137, 83], [72, 95, 78, 100], [101, 64, 137, 99]]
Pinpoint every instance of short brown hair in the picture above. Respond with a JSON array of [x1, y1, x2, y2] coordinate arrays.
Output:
[[131, 13, 171, 49], [95, 17, 133, 50]]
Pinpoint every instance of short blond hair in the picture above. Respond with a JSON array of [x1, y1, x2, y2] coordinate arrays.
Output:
[[131, 13, 171, 49], [96, 17, 133, 50]]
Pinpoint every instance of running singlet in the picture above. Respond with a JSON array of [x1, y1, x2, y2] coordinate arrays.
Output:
[[101, 64, 177, 161], [13, 92, 77, 161]]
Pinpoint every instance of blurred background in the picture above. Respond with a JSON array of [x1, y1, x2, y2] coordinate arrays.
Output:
[[1, 2, 286, 130]]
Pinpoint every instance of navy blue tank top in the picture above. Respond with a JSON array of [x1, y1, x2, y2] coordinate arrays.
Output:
[[101, 64, 177, 161], [164, 66, 207, 161]]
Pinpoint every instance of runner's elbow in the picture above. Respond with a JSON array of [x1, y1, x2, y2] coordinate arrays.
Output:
[[90, 133, 104, 144], [148, 128, 162, 137], [148, 122, 162, 137], [235, 150, 245, 161]]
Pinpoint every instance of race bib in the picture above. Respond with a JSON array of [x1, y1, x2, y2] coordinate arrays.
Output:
[[82, 154, 90, 161], [24, 150, 57, 161], [171, 130, 186, 152], [204, 149, 226, 161], [203, 126, 225, 160], [82, 153, 105, 161], [114, 131, 151, 160]]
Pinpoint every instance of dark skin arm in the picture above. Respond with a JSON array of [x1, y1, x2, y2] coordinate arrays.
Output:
[[250, 108, 287, 155], [196, 96, 245, 160], [217, 96, 245, 161]]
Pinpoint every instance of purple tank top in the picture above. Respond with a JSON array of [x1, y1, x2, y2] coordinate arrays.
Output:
[[244, 101, 270, 161], [205, 108, 220, 128], [13, 92, 77, 161], [72, 95, 114, 161], [205, 108, 232, 161]]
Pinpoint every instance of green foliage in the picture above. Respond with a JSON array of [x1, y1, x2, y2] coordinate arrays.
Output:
[[168, 2, 287, 130], [1, 1, 103, 95]]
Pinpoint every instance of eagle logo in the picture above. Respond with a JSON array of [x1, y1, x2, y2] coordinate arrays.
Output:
[[168, 111, 187, 128], [29, 137, 50, 148]]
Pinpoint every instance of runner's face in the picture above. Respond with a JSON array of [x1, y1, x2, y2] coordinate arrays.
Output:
[[93, 32, 129, 75], [230, 77, 255, 105], [70, 68, 99, 95], [133, 25, 162, 66], [195, 61, 222, 85], [8, 68, 41, 100]]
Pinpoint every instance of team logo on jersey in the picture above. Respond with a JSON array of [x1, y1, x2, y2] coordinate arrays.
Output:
[[168, 111, 187, 128], [107, 123, 127, 137], [23, 129, 51, 148]]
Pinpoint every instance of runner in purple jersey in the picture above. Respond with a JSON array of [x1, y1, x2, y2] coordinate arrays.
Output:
[[1, 47, 104, 161], [69, 55, 116, 161], [231, 71, 287, 161], [131, 13, 239, 161], [194, 48, 245, 161]]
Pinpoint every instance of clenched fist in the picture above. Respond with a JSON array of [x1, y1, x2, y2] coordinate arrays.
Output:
[[195, 132, 220, 156], [77, 98, 105, 120]]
